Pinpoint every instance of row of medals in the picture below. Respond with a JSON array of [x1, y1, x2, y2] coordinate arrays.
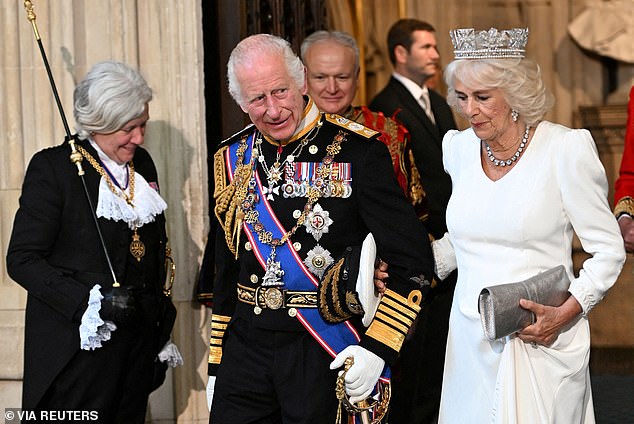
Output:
[[250, 142, 347, 315]]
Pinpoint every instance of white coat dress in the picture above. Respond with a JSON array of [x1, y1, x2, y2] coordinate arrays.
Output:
[[436, 121, 626, 424]]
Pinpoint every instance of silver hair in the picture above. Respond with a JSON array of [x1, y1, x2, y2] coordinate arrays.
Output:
[[444, 58, 554, 126], [73, 61, 152, 139], [300, 30, 360, 74], [227, 34, 305, 107]]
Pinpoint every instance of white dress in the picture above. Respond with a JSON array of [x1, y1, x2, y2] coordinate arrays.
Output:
[[436, 121, 626, 424]]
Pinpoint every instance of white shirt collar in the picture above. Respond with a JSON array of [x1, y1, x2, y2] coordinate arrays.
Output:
[[392, 72, 430, 106]]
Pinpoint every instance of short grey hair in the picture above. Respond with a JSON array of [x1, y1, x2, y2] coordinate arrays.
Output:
[[300, 30, 360, 74], [444, 58, 554, 126], [227, 34, 305, 107], [73, 61, 152, 139]]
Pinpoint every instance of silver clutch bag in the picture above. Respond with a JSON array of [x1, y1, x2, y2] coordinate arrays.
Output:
[[478, 265, 571, 341]]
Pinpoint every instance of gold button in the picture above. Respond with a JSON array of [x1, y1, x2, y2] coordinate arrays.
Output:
[[288, 307, 297, 317], [245, 241, 252, 251], [254, 306, 262, 315], [293, 209, 302, 219], [293, 242, 302, 251], [309, 145, 318, 154], [250, 274, 259, 283]]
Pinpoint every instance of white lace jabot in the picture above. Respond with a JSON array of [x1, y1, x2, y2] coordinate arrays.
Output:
[[89, 140, 167, 229]]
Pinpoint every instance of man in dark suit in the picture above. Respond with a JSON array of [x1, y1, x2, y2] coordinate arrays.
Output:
[[370, 18, 458, 424]]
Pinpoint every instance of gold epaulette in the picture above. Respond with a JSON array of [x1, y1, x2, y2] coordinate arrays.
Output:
[[218, 123, 256, 147], [208, 313, 231, 365], [365, 288, 422, 352], [324, 113, 380, 139], [614, 196, 634, 218]]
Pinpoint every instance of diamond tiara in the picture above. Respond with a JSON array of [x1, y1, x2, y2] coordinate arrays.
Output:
[[450, 27, 529, 59]]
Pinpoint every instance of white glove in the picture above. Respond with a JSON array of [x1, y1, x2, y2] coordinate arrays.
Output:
[[432, 233, 457, 280], [206, 376, 216, 411], [329, 345, 385, 404]]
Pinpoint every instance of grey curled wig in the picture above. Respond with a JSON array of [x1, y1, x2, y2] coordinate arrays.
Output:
[[444, 58, 554, 126], [73, 61, 153, 139]]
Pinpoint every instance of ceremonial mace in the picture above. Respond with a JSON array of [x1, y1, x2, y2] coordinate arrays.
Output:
[[23, 0, 120, 288]]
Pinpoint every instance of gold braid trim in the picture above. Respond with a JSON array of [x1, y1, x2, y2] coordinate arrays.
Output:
[[365, 288, 422, 352], [383, 117, 408, 178], [408, 149, 427, 211], [213, 140, 253, 258], [330, 261, 349, 319], [208, 313, 231, 365], [614, 196, 634, 218], [318, 257, 348, 323]]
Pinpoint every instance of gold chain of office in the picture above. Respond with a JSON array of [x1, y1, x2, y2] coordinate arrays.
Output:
[[76, 145, 145, 262], [77, 145, 136, 205]]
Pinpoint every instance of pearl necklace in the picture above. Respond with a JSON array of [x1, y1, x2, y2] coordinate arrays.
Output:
[[483, 124, 531, 167]]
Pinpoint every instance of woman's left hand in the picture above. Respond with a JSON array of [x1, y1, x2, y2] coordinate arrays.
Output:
[[373, 259, 389, 294], [516, 296, 583, 347]]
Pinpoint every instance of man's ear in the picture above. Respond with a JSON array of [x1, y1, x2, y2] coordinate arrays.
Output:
[[301, 66, 308, 95], [394, 45, 408, 64]]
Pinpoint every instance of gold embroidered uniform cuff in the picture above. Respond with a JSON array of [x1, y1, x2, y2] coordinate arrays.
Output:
[[614, 196, 634, 218], [363, 288, 422, 362], [208, 313, 231, 367]]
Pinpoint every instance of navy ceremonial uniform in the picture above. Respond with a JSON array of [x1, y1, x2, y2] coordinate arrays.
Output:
[[208, 99, 434, 423]]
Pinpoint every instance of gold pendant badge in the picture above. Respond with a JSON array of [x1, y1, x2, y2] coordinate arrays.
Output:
[[130, 229, 146, 262]]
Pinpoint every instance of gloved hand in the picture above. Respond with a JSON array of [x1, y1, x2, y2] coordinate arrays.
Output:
[[206, 375, 216, 411], [100, 285, 137, 326], [330, 345, 385, 404]]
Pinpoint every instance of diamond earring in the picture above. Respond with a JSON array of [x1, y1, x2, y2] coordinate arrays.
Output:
[[511, 109, 519, 122]]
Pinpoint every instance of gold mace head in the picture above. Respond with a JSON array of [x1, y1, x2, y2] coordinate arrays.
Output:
[[23, 0, 41, 40]]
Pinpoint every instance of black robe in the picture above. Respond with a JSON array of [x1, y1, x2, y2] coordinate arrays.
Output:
[[6, 139, 175, 421]]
